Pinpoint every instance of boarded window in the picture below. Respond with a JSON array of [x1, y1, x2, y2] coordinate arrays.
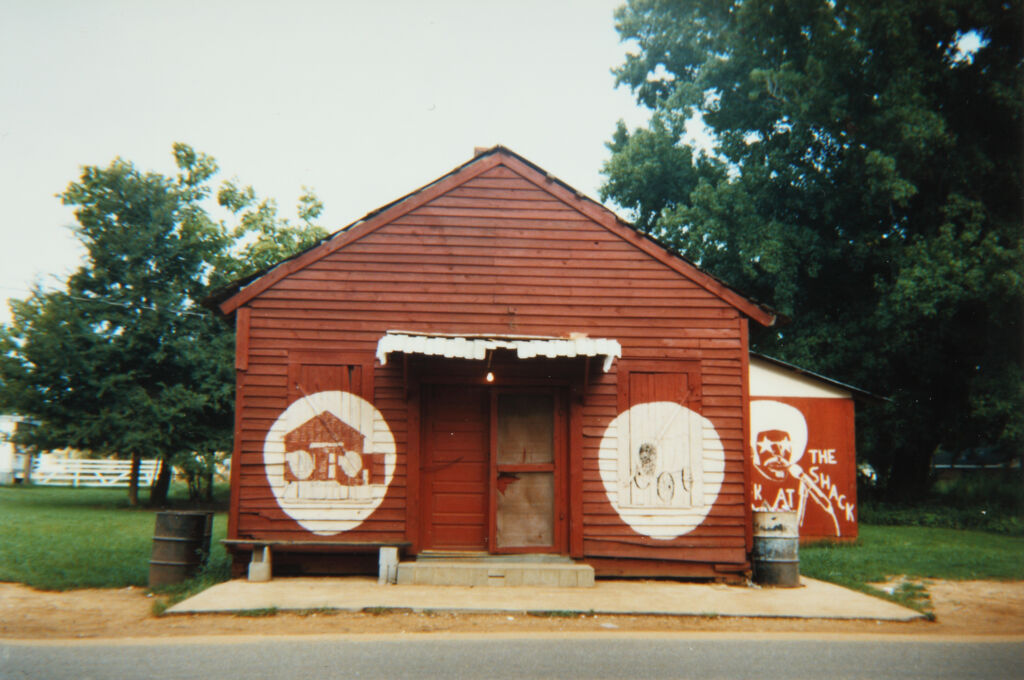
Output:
[[618, 368, 704, 509], [288, 363, 365, 403], [280, 353, 380, 498]]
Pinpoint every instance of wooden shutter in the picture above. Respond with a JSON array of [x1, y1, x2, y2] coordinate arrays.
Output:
[[617, 362, 704, 509]]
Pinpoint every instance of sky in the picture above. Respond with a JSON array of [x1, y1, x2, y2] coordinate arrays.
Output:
[[0, 0, 650, 324]]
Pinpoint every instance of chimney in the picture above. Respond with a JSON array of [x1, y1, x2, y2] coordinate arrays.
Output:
[[473, 146, 490, 157]]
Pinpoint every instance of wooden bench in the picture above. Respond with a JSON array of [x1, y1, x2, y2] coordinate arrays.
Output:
[[221, 539, 412, 583]]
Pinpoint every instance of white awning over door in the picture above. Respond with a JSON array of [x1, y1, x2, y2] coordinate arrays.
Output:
[[376, 331, 621, 372]]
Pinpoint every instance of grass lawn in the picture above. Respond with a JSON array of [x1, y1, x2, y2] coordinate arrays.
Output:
[[802, 525, 1024, 583], [0, 484, 229, 591], [2, 484, 1021, 610], [800, 525, 1024, 612]]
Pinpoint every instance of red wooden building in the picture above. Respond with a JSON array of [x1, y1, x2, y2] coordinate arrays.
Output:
[[216, 147, 777, 580]]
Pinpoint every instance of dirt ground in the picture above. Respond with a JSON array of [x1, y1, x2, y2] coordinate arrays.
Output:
[[1, 579, 1022, 640]]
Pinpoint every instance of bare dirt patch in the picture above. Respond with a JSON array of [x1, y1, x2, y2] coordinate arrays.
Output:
[[1, 580, 1021, 640]]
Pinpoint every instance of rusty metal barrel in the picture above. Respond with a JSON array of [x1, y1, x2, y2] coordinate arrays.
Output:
[[752, 510, 800, 587], [148, 510, 214, 587]]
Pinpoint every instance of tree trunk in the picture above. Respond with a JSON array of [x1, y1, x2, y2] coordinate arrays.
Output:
[[203, 470, 214, 503], [128, 452, 141, 507], [885, 440, 935, 502], [22, 452, 33, 485], [149, 456, 173, 507]]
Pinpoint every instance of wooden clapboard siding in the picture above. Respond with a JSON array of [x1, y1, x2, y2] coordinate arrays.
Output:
[[227, 149, 759, 575]]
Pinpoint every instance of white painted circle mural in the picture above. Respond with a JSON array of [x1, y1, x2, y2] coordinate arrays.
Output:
[[598, 402, 724, 540], [264, 390, 396, 536]]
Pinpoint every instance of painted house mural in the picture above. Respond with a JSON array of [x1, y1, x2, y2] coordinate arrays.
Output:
[[214, 147, 783, 580]]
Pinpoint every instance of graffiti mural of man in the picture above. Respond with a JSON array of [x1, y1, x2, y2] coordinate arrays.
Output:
[[750, 400, 841, 536]]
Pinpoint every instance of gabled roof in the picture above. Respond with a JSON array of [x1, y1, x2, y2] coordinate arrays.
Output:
[[216, 146, 775, 326]]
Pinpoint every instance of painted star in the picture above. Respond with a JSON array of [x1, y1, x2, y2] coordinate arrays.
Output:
[[757, 436, 774, 455]]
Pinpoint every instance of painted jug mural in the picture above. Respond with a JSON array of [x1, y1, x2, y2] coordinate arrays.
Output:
[[749, 399, 857, 538]]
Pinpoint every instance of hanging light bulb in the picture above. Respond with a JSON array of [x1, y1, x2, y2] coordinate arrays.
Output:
[[485, 349, 494, 383]]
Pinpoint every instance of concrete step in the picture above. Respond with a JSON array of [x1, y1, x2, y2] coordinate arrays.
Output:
[[415, 551, 575, 564], [396, 559, 595, 587]]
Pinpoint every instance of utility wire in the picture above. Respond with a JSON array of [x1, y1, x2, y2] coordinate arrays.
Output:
[[4, 286, 212, 319], [64, 294, 209, 318]]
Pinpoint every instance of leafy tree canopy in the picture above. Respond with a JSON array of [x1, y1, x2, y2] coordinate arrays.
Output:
[[602, 0, 1023, 496], [0, 144, 327, 504]]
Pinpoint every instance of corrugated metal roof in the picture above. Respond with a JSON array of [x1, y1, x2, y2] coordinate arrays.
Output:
[[376, 331, 622, 372]]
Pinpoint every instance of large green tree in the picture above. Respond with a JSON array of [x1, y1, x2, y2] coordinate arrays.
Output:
[[0, 145, 326, 505], [602, 0, 1023, 497]]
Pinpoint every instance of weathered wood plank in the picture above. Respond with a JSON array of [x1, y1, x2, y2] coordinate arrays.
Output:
[[444, 185, 575, 201], [425, 195, 570, 211], [412, 206, 590, 221], [392, 213, 599, 229], [583, 540, 746, 563]]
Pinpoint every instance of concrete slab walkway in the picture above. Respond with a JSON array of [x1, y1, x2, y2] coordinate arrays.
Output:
[[168, 576, 924, 621]]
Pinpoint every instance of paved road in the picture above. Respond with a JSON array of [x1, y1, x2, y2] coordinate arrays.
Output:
[[2, 636, 1021, 679]]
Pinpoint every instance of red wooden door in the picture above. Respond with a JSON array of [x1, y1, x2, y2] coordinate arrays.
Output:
[[421, 385, 490, 550]]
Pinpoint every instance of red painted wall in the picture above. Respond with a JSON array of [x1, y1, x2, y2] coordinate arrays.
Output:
[[749, 397, 858, 540]]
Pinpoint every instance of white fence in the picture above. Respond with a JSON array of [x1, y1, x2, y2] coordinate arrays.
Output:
[[30, 456, 162, 488]]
